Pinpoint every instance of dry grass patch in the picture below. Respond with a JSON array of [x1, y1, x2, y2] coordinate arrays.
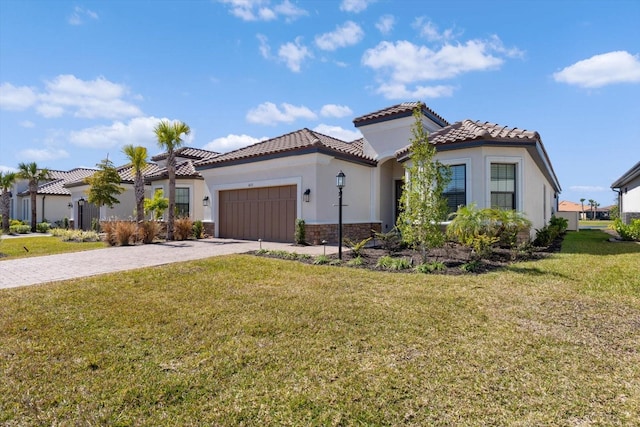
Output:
[[1, 230, 639, 425]]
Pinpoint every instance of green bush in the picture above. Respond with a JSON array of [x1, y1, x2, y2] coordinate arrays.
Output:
[[613, 218, 640, 241], [373, 228, 403, 254], [313, 255, 330, 265], [415, 261, 446, 274], [36, 222, 51, 233], [294, 218, 306, 245], [460, 260, 482, 272], [347, 256, 365, 266], [193, 220, 204, 239], [9, 224, 30, 234], [376, 255, 411, 270]]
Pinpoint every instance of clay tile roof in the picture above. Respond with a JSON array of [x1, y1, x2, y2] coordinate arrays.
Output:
[[395, 119, 540, 159], [146, 160, 203, 181], [196, 128, 375, 169], [23, 168, 97, 195], [151, 146, 220, 162], [117, 163, 162, 182], [353, 101, 449, 127]]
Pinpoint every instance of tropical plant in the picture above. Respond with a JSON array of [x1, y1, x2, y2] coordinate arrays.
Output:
[[85, 157, 125, 209], [489, 209, 532, 248], [612, 218, 640, 241], [373, 228, 403, 255], [122, 144, 148, 224], [343, 236, 372, 258], [144, 189, 169, 221], [294, 218, 306, 244], [154, 119, 191, 240], [17, 162, 51, 232], [0, 170, 17, 233], [396, 108, 451, 262]]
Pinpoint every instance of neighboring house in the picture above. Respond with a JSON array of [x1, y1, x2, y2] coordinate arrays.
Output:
[[611, 161, 640, 224], [64, 147, 218, 230], [11, 168, 96, 227], [196, 102, 562, 243]]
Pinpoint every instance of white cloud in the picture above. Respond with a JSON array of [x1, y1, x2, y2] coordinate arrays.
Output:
[[339, 0, 373, 13], [246, 102, 317, 125], [68, 6, 99, 26], [376, 15, 395, 35], [68, 116, 184, 150], [315, 21, 364, 51], [376, 83, 455, 99], [257, 34, 271, 59], [17, 147, 69, 162], [0, 83, 38, 111], [320, 104, 353, 118], [38, 74, 142, 119], [569, 185, 608, 193], [412, 18, 457, 42], [19, 120, 35, 128], [553, 51, 640, 88], [203, 134, 267, 153], [278, 38, 312, 72], [313, 124, 362, 142], [219, 0, 307, 22], [1, 75, 142, 120]]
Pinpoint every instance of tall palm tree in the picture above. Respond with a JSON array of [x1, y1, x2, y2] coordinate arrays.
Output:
[[17, 162, 51, 232], [0, 171, 18, 233], [588, 199, 596, 220], [154, 120, 191, 240], [122, 144, 148, 224], [580, 198, 585, 220]]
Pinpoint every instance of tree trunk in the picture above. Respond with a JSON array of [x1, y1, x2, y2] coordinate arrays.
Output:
[[30, 184, 37, 232], [167, 151, 175, 241]]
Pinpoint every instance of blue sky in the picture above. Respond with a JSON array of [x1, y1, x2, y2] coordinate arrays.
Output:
[[1, 0, 639, 206]]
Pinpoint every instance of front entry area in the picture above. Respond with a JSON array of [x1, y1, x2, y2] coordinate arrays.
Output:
[[218, 185, 297, 243]]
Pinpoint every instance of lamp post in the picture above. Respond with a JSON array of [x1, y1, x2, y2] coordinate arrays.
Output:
[[336, 171, 345, 260], [78, 198, 85, 230]]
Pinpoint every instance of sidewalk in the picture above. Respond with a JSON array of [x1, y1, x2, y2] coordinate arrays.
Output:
[[0, 238, 338, 290]]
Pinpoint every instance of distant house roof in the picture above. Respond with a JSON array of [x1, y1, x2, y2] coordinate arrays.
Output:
[[395, 119, 561, 193], [196, 128, 376, 170], [559, 200, 584, 212], [353, 101, 449, 128], [611, 161, 640, 189], [19, 168, 97, 196], [146, 160, 203, 181], [151, 146, 219, 162]]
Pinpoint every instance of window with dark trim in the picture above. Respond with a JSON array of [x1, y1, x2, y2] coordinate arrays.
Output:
[[443, 164, 466, 213], [175, 187, 190, 217], [491, 163, 516, 210]]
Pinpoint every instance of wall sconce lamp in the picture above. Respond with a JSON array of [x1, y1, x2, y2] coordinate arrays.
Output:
[[68, 202, 73, 208], [303, 188, 311, 202], [203, 196, 210, 206]]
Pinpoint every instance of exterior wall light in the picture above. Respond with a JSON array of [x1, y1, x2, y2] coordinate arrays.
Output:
[[303, 188, 311, 202], [203, 196, 210, 206]]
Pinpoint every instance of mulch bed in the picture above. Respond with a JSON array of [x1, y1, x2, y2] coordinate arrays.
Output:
[[252, 236, 564, 275]]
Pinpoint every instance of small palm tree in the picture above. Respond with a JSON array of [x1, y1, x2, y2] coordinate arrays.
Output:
[[580, 198, 586, 220], [0, 171, 18, 232], [154, 119, 191, 241], [122, 144, 148, 224], [588, 199, 596, 220], [17, 162, 51, 232]]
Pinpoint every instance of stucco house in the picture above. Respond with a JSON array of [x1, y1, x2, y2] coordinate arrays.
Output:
[[64, 147, 219, 230], [611, 160, 640, 224], [11, 168, 97, 227], [196, 102, 561, 244]]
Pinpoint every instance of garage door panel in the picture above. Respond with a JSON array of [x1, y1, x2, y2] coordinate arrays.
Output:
[[219, 185, 296, 242]]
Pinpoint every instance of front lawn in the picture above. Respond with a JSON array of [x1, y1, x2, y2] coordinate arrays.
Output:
[[0, 235, 106, 260], [1, 230, 639, 425]]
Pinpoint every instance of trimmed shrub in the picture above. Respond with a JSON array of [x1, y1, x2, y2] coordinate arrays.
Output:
[[36, 222, 51, 233], [613, 218, 640, 241], [294, 218, 306, 245], [376, 255, 411, 270], [9, 224, 30, 234], [193, 220, 204, 239]]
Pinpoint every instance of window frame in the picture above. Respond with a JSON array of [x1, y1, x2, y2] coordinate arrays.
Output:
[[486, 156, 523, 211]]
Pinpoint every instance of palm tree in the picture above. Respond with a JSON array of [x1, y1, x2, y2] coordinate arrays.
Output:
[[154, 120, 191, 240], [0, 171, 18, 233], [17, 162, 51, 232], [122, 144, 148, 224], [580, 198, 585, 220], [588, 199, 596, 220]]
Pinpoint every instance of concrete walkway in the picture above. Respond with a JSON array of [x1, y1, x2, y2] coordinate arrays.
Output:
[[0, 238, 338, 290]]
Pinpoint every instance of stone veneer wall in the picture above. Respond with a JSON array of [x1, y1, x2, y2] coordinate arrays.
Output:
[[203, 221, 215, 237], [305, 222, 382, 245], [622, 212, 640, 225]]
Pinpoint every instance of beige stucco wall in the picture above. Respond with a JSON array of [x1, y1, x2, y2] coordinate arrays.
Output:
[[199, 152, 376, 238], [148, 178, 208, 221]]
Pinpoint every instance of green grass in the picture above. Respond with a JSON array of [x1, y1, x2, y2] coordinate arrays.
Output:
[[1, 230, 639, 425], [0, 235, 106, 260], [579, 219, 612, 229]]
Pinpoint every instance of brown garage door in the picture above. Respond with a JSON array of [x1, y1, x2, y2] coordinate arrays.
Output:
[[219, 185, 297, 242]]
